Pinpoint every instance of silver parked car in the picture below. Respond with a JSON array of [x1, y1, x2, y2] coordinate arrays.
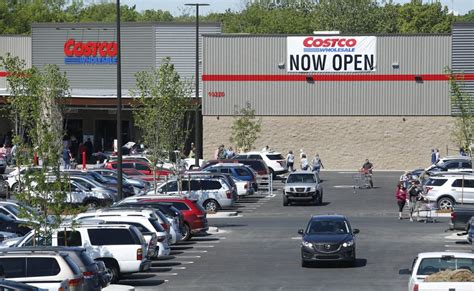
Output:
[[283, 171, 323, 206]]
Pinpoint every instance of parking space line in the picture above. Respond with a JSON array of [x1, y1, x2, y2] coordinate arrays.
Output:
[[291, 237, 301, 240], [444, 244, 470, 247], [151, 266, 187, 270], [193, 245, 214, 248], [198, 240, 220, 243], [146, 272, 179, 276], [175, 256, 200, 259], [180, 250, 208, 253]]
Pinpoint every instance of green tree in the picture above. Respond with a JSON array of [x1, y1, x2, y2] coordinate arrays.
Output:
[[0, 54, 75, 245], [446, 67, 474, 153], [131, 58, 193, 191], [230, 102, 262, 153], [396, 0, 454, 33]]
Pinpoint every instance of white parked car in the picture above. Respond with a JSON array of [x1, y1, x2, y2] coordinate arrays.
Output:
[[424, 174, 474, 209], [149, 176, 235, 212], [14, 223, 152, 283], [0, 249, 82, 291], [234, 151, 287, 177], [75, 209, 171, 257], [400, 252, 474, 291], [426, 156, 472, 174]]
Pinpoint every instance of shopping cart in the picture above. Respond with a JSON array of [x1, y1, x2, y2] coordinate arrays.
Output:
[[416, 200, 438, 223], [352, 171, 372, 189]]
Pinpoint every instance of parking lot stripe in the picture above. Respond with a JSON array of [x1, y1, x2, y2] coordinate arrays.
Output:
[[152, 266, 187, 270], [180, 250, 208, 253], [175, 256, 200, 259], [291, 237, 301, 240], [193, 245, 214, 248], [444, 244, 470, 248], [146, 272, 179, 276]]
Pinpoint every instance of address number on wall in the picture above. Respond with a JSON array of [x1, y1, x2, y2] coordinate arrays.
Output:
[[208, 91, 225, 98]]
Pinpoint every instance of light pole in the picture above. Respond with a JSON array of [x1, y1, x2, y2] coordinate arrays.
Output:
[[116, 0, 123, 200], [185, 3, 209, 167]]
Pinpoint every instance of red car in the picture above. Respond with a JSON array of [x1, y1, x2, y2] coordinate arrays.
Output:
[[139, 197, 208, 240], [104, 160, 172, 178]]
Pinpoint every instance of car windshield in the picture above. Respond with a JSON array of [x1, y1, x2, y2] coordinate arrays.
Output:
[[306, 220, 349, 234], [417, 257, 474, 275], [287, 174, 316, 184]]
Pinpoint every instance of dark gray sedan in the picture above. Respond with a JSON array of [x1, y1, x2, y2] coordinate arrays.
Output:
[[299, 215, 359, 267]]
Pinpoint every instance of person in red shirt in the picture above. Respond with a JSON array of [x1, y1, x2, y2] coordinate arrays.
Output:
[[395, 182, 408, 220]]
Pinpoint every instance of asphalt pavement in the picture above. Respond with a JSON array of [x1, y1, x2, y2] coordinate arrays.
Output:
[[130, 171, 470, 291]]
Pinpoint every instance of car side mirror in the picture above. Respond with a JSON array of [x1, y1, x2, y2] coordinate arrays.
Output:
[[353, 229, 360, 234], [398, 268, 411, 275], [298, 229, 304, 235], [157, 188, 163, 193]]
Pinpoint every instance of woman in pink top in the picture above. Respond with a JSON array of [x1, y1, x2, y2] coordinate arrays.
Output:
[[395, 182, 408, 220]]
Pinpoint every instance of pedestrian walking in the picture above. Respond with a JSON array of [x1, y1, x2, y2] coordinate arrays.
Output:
[[286, 150, 295, 172], [431, 149, 436, 165], [84, 138, 93, 163], [460, 147, 467, 156], [218, 145, 226, 159], [408, 180, 422, 222], [63, 146, 72, 169], [261, 145, 270, 152], [400, 171, 410, 189], [226, 146, 235, 159], [300, 154, 309, 171], [435, 148, 440, 163], [395, 183, 408, 220], [311, 154, 324, 174], [188, 142, 196, 159], [299, 149, 305, 159], [361, 159, 374, 188]]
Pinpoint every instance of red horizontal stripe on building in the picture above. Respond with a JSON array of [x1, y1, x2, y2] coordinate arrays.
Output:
[[0, 71, 8, 77], [202, 74, 474, 82]]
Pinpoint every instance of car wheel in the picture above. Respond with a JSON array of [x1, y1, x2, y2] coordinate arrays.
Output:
[[103, 260, 120, 284], [283, 196, 289, 206], [182, 223, 193, 241], [11, 183, 20, 193], [84, 199, 100, 209], [204, 199, 220, 212], [437, 197, 454, 210], [301, 260, 311, 268]]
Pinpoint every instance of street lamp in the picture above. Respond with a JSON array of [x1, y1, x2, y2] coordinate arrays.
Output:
[[185, 3, 209, 168], [116, 0, 123, 200]]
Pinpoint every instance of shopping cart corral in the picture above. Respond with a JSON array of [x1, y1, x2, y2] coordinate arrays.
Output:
[[352, 172, 373, 189]]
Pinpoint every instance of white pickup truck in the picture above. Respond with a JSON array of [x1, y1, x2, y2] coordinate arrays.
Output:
[[400, 252, 474, 291]]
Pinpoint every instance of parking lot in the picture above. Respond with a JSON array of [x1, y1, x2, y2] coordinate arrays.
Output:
[[111, 171, 467, 291]]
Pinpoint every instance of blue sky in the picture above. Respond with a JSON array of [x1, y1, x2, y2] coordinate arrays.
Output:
[[120, 0, 473, 15]]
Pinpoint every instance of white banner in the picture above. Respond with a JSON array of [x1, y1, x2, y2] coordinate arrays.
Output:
[[287, 36, 377, 72]]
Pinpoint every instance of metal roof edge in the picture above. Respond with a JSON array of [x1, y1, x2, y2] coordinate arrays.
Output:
[[202, 33, 451, 37], [32, 22, 222, 28]]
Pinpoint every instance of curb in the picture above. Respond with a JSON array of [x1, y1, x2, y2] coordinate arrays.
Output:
[[207, 211, 239, 218]]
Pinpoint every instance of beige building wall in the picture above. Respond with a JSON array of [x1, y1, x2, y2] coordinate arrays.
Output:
[[203, 116, 458, 170]]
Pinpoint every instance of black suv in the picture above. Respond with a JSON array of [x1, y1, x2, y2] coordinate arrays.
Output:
[[298, 215, 359, 267]]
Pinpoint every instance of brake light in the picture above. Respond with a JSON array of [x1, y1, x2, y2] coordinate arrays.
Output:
[[451, 212, 456, 221], [157, 235, 166, 242], [425, 186, 432, 193], [161, 223, 169, 231], [137, 248, 143, 260], [413, 283, 418, 291], [69, 276, 84, 287], [82, 271, 95, 279], [197, 214, 206, 218], [226, 190, 232, 199]]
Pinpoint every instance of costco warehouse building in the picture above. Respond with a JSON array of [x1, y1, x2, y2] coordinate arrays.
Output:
[[0, 22, 473, 170], [202, 23, 474, 170]]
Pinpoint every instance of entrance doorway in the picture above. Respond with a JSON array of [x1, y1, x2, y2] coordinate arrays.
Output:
[[95, 120, 129, 151]]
